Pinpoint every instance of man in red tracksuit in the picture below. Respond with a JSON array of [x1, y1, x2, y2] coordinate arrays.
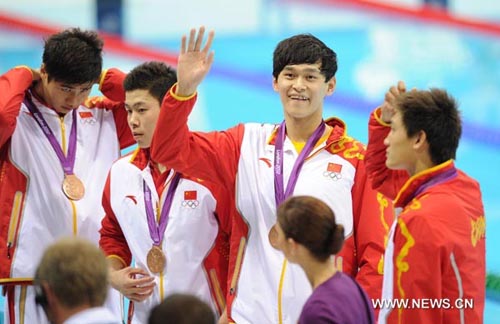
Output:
[[366, 82, 485, 324]]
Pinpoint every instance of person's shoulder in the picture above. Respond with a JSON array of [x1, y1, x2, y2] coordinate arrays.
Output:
[[109, 149, 142, 172], [303, 294, 331, 312], [300, 296, 334, 324], [178, 174, 218, 194], [397, 206, 444, 246], [322, 272, 362, 295]]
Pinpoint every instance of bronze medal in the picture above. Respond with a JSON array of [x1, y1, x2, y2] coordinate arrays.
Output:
[[147, 245, 166, 274], [62, 174, 85, 201]]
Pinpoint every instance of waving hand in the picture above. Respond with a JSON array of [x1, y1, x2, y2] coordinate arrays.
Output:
[[176, 26, 215, 97]]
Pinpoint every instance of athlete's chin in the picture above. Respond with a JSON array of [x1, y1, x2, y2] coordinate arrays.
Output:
[[385, 159, 396, 170], [136, 140, 151, 149], [284, 110, 315, 120]]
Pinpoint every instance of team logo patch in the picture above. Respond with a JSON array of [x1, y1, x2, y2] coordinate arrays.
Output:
[[79, 111, 96, 125], [323, 162, 342, 180], [125, 195, 137, 204], [182, 190, 199, 208]]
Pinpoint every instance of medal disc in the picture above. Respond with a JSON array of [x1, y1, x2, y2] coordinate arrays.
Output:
[[62, 174, 85, 201], [147, 246, 166, 274]]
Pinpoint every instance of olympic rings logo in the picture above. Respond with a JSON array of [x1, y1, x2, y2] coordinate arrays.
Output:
[[80, 118, 96, 125], [323, 171, 342, 180], [181, 200, 199, 208]]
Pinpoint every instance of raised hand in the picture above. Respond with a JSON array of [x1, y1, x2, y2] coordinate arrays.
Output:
[[176, 26, 215, 97], [381, 80, 406, 124]]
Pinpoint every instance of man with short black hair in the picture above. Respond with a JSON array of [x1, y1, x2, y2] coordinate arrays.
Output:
[[366, 82, 486, 323]]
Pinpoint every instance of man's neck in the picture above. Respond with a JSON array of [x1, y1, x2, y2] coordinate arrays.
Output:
[[32, 81, 48, 106], [300, 256, 337, 289], [56, 304, 92, 324], [156, 162, 168, 174], [284, 115, 326, 143]]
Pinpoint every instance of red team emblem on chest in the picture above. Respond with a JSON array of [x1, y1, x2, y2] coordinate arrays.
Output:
[[79, 111, 96, 124], [182, 190, 199, 208], [324, 162, 342, 180]]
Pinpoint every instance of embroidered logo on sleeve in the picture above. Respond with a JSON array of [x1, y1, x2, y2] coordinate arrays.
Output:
[[323, 162, 342, 180], [182, 190, 199, 208]]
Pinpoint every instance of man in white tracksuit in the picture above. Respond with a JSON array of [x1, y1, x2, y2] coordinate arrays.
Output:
[[96, 62, 231, 324], [150, 27, 393, 323], [0, 28, 134, 324]]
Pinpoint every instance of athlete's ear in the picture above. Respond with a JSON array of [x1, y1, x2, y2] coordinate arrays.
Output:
[[413, 130, 428, 149], [273, 77, 279, 92], [40, 64, 49, 82], [34, 284, 48, 308], [326, 77, 336, 96]]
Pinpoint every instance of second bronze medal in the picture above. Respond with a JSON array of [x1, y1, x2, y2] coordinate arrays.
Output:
[[146, 245, 166, 274], [62, 174, 85, 201]]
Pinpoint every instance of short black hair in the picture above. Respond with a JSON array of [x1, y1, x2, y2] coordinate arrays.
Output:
[[124, 61, 177, 105], [273, 34, 337, 81], [43, 28, 103, 85], [148, 293, 215, 324], [396, 88, 462, 164]]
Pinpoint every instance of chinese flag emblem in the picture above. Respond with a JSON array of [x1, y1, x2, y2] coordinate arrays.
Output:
[[79, 111, 93, 119], [327, 163, 342, 173], [184, 190, 197, 200]]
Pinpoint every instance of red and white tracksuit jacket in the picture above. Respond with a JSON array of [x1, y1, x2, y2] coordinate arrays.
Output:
[[149, 86, 393, 324], [366, 108, 486, 324], [0, 67, 134, 324], [99, 148, 230, 324]]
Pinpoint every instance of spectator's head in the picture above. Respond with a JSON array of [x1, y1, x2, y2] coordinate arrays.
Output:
[[273, 196, 344, 263], [34, 237, 109, 324], [148, 293, 216, 324]]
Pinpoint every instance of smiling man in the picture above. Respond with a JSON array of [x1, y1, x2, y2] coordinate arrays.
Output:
[[0, 27, 134, 324], [149, 27, 393, 324]]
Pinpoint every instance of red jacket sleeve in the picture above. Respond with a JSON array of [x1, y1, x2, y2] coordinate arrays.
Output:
[[350, 155, 393, 301], [0, 67, 33, 148], [365, 108, 408, 200], [99, 173, 132, 266], [88, 68, 135, 149], [150, 86, 243, 189]]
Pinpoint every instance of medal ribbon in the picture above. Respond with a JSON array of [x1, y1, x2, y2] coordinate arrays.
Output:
[[23, 91, 78, 175], [274, 120, 326, 207], [143, 172, 181, 247], [410, 166, 458, 200]]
